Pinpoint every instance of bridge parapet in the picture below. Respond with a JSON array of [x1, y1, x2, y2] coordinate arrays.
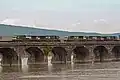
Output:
[[0, 40, 120, 47]]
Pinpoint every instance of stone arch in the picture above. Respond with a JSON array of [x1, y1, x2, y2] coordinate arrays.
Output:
[[0, 47, 18, 65], [112, 46, 120, 60], [25, 47, 44, 63], [52, 47, 67, 63], [93, 46, 108, 62], [73, 46, 89, 61]]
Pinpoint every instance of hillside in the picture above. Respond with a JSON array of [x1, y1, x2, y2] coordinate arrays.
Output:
[[0, 24, 117, 36]]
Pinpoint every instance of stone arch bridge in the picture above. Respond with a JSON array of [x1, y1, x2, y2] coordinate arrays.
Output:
[[0, 40, 120, 65]]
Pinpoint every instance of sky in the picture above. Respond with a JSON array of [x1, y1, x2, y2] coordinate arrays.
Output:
[[0, 0, 120, 33]]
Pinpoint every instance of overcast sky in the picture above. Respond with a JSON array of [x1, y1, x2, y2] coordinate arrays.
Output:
[[0, 0, 120, 33]]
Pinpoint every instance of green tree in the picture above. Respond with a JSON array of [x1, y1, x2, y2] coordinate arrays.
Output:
[[43, 43, 52, 62]]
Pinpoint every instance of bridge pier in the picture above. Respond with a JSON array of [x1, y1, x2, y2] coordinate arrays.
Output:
[[65, 46, 75, 64], [48, 51, 53, 65], [20, 52, 29, 73], [0, 54, 2, 66], [14, 46, 29, 65], [71, 52, 74, 64], [21, 57, 28, 66], [21, 57, 29, 73], [48, 56, 52, 65], [106, 45, 114, 60], [20, 49, 29, 66], [85, 46, 95, 64]]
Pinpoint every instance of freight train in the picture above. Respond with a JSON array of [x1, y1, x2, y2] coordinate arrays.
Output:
[[0, 35, 119, 42]]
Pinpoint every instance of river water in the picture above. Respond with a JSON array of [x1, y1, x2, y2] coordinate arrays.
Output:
[[0, 62, 120, 80]]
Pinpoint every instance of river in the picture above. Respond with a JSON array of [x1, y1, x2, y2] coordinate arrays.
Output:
[[0, 62, 120, 80]]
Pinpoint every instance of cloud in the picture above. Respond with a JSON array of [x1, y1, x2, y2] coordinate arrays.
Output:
[[77, 22, 81, 24], [72, 22, 81, 26], [93, 20, 98, 23], [93, 19, 107, 24], [92, 19, 111, 33], [72, 23, 77, 26], [99, 19, 106, 22], [0, 19, 20, 25]]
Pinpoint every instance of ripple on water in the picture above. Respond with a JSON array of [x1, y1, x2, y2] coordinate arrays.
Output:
[[1, 62, 120, 80]]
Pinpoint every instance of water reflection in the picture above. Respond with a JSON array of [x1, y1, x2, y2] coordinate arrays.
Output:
[[0, 54, 2, 66], [2, 62, 120, 80], [21, 58, 28, 73], [71, 63, 74, 71], [61, 70, 67, 80], [48, 64, 52, 74], [21, 58, 28, 66], [71, 53, 74, 71], [21, 65, 28, 73], [48, 56, 52, 66], [71, 53, 74, 64], [0, 66, 2, 73]]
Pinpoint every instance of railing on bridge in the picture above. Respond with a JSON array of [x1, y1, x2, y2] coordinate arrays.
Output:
[[0, 35, 120, 44], [0, 39, 120, 46], [11, 38, 120, 42]]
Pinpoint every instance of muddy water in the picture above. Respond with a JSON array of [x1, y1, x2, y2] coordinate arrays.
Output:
[[0, 62, 120, 80]]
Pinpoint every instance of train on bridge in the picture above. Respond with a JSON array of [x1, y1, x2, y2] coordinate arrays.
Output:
[[0, 35, 119, 42]]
